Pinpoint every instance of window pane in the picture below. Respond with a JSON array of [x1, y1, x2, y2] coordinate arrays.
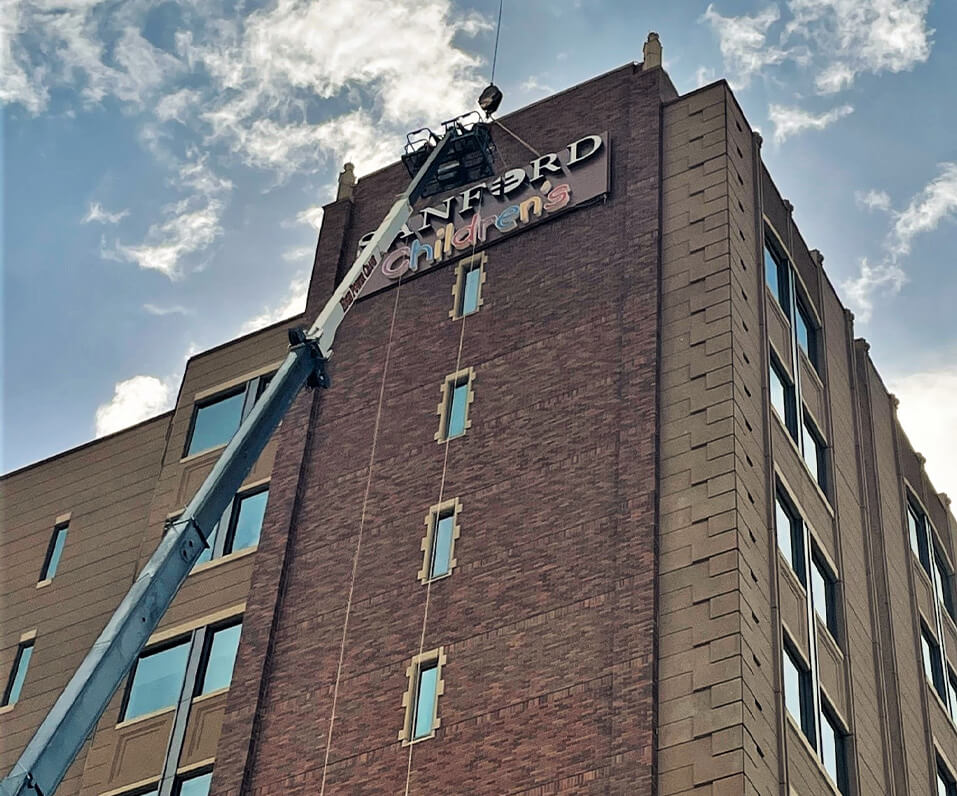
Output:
[[775, 499, 793, 564], [462, 267, 481, 315], [448, 382, 468, 438], [229, 490, 268, 553], [775, 497, 805, 584], [124, 640, 190, 720], [811, 557, 832, 633], [764, 246, 780, 303], [922, 628, 945, 697], [193, 519, 219, 568], [200, 623, 242, 695], [936, 552, 955, 619], [802, 418, 826, 492], [175, 772, 212, 796], [413, 662, 438, 739], [430, 514, 455, 578], [41, 525, 68, 580], [796, 300, 816, 366], [769, 358, 796, 437], [3, 643, 34, 705], [909, 504, 932, 573], [948, 672, 957, 721], [186, 391, 245, 456], [820, 707, 843, 791], [782, 650, 802, 724], [769, 362, 786, 421]]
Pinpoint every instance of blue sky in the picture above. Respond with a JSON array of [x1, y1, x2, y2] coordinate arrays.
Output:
[[2, 0, 956, 497]]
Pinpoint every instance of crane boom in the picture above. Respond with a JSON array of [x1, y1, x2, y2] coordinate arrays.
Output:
[[1, 122, 480, 796]]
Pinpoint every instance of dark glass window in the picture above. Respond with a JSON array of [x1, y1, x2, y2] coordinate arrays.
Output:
[[123, 638, 190, 720], [921, 626, 946, 700], [174, 771, 212, 796], [940, 760, 957, 796], [909, 501, 932, 574], [444, 379, 470, 440], [776, 494, 806, 585], [39, 523, 68, 581], [197, 622, 242, 695], [412, 659, 439, 740], [764, 243, 790, 316], [796, 297, 819, 369], [821, 702, 848, 793], [2, 640, 34, 706], [782, 644, 815, 745], [769, 356, 798, 438], [948, 669, 957, 722], [811, 552, 839, 638], [802, 415, 828, 493], [429, 511, 455, 580], [185, 389, 245, 456], [225, 488, 268, 554], [937, 550, 956, 621]]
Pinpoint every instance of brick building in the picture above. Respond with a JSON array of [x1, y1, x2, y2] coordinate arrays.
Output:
[[3, 35, 957, 795]]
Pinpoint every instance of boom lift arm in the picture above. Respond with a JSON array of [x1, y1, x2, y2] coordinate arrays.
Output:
[[1, 118, 493, 796]]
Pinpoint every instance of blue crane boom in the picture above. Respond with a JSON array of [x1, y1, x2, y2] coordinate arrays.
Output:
[[1, 117, 494, 796]]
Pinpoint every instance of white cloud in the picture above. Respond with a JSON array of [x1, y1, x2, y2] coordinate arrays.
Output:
[[83, 201, 129, 224], [143, 303, 190, 316], [94, 375, 174, 437], [107, 154, 232, 279], [840, 258, 906, 323], [888, 365, 957, 501], [239, 273, 308, 334], [154, 88, 201, 123], [702, 0, 933, 93], [855, 189, 892, 212], [296, 205, 324, 231], [891, 163, 957, 256], [701, 4, 786, 88], [282, 246, 314, 263], [521, 76, 553, 95], [768, 103, 853, 143]]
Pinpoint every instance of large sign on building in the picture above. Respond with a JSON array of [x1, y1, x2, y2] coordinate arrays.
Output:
[[348, 131, 610, 302]]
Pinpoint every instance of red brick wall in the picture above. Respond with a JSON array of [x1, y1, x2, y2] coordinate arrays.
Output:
[[213, 63, 672, 795]]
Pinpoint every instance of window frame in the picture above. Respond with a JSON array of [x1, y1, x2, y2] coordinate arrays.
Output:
[[811, 549, 839, 640], [921, 624, 947, 700], [450, 252, 487, 319], [119, 635, 192, 722], [764, 240, 791, 317], [39, 522, 69, 582], [936, 547, 956, 621], [769, 352, 798, 439], [418, 498, 462, 583], [909, 500, 933, 575], [2, 639, 35, 707], [782, 641, 816, 747], [802, 412, 829, 494], [820, 698, 849, 794], [399, 648, 447, 745], [795, 294, 819, 370], [435, 367, 475, 443], [222, 485, 269, 556], [172, 768, 214, 796], [183, 371, 275, 458], [939, 759, 957, 796], [775, 492, 807, 585], [194, 618, 243, 697]]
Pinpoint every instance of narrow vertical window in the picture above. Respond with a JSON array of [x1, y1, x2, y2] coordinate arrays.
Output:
[[39, 523, 68, 581], [197, 621, 242, 695], [908, 501, 932, 574], [948, 669, 957, 722], [811, 552, 838, 639], [764, 242, 790, 316], [419, 499, 461, 583], [400, 648, 446, 745], [939, 759, 957, 796], [782, 643, 815, 745], [769, 355, 798, 438], [2, 640, 35, 707], [775, 493, 806, 585], [435, 368, 474, 443], [921, 625, 946, 700], [937, 550, 956, 620], [802, 414, 828, 493], [451, 253, 486, 319], [796, 297, 819, 369], [224, 488, 268, 554], [820, 701, 848, 794]]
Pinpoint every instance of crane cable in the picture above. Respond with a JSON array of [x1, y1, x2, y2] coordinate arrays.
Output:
[[490, 0, 504, 84], [319, 268, 407, 796]]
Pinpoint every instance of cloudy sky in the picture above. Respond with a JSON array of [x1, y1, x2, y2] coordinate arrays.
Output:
[[2, 0, 955, 497]]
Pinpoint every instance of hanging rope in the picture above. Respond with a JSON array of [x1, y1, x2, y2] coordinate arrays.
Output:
[[490, 117, 542, 159], [490, 0, 504, 84], [404, 232, 480, 795], [319, 270, 406, 796]]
